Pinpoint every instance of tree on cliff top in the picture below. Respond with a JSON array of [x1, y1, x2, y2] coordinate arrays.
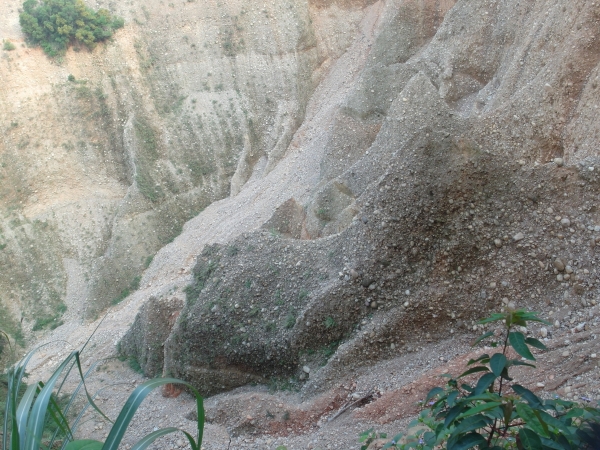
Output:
[[19, 0, 124, 57]]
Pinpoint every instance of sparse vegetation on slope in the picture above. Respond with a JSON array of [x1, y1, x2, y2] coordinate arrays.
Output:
[[364, 310, 600, 450], [19, 0, 124, 57]]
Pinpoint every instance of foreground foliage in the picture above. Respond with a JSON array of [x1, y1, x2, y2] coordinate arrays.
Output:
[[2, 332, 205, 450], [19, 0, 124, 57], [363, 309, 600, 450]]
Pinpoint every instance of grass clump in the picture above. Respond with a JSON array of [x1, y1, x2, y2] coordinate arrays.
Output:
[[2, 336, 206, 450], [2, 41, 16, 51], [365, 309, 600, 450], [32, 303, 67, 331], [19, 0, 124, 57]]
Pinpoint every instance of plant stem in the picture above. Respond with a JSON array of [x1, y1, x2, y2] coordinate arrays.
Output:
[[488, 322, 512, 446]]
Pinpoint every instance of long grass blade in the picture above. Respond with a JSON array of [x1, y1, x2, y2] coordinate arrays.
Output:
[[64, 382, 130, 450], [130, 427, 179, 450], [15, 382, 39, 448], [102, 378, 204, 450], [52, 360, 110, 450], [24, 351, 80, 450]]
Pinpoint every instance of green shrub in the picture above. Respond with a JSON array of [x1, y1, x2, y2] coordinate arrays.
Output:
[[19, 0, 124, 57], [2, 41, 16, 51], [369, 309, 600, 450]]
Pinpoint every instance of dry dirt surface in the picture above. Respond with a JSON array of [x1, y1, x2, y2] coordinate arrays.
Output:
[[24, 305, 599, 449]]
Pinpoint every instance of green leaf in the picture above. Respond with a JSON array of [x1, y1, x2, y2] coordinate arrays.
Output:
[[444, 404, 469, 428], [479, 313, 507, 324], [509, 331, 535, 360], [501, 402, 513, 427], [472, 372, 497, 395], [426, 387, 444, 402], [525, 337, 547, 350], [458, 366, 490, 379], [518, 428, 543, 450], [450, 414, 493, 436], [467, 354, 490, 366], [564, 408, 584, 419], [382, 434, 404, 449], [512, 385, 542, 408], [508, 360, 536, 369], [539, 437, 569, 450], [536, 411, 571, 434], [447, 432, 487, 450], [499, 367, 513, 381], [472, 331, 494, 346], [64, 440, 104, 450], [490, 353, 507, 377], [456, 401, 503, 419], [447, 390, 459, 407], [514, 311, 551, 325], [516, 403, 549, 437]]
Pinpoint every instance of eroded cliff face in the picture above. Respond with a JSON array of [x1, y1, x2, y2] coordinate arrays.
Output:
[[0, 0, 368, 336], [3, 0, 600, 409], [118, 0, 600, 399]]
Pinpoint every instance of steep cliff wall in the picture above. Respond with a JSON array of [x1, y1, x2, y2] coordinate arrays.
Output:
[[116, 0, 600, 400], [0, 0, 368, 336]]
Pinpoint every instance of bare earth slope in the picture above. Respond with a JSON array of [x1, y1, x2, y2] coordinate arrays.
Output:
[[3, 0, 600, 449]]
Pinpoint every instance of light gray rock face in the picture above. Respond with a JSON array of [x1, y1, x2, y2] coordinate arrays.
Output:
[[0, 0, 366, 331], [116, 0, 600, 398]]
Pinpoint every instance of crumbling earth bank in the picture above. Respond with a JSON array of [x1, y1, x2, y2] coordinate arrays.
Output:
[[122, 0, 600, 399]]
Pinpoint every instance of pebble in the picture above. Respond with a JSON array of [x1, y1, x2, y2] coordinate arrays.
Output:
[[554, 320, 560, 328], [554, 259, 565, 271], [562, 350, 570, 357], [536, 382, 545, 388], [554, 157, 564, 166], [539, 327, 548, 338], [494, 238, 502, 248], [513, 232, 524, 242], [361, 278, 375, 287], [557, 274, 564, 282], [561, 218, 571, 227], [303, 366, 311, 374], [565, 266, 573, 274], [350, 269, 358, 279]]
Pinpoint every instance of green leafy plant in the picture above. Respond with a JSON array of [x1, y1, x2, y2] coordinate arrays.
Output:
[[2, 41, 16, 51], [19, 0, 124, 57], [359, 429, 388, 450], [324, 316, 336, 329], [2, 331, 205, 450], [370, 309, 600, 450]]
